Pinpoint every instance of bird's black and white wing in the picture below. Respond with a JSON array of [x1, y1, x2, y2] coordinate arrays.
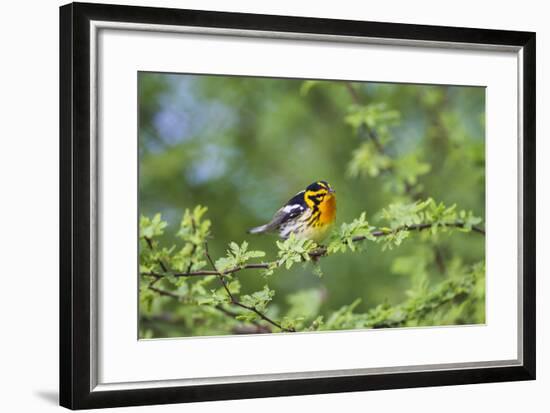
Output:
[[248, 191, 306, 234]]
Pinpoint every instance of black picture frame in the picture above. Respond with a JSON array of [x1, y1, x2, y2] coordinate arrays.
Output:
[[60, 2, 536, 409]]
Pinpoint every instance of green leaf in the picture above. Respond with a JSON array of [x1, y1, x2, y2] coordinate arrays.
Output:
[[241, 286, 275, 312], [380, 199, 432, 229], [392, 152, 431, 185], [216, 240, 266, 273], [345, 103, 400, 134], [215, 256, 236, 273], [347, 141, 392, 178], [140, 213, 167, 239], [327, 212, 374, 254], [276, 233, 317, 270]]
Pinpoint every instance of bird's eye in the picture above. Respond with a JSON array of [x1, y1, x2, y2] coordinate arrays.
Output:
[[307, 193, 322, 205]]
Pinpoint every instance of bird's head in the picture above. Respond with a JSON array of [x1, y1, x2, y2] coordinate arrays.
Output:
[[304, 180, 336, 212]]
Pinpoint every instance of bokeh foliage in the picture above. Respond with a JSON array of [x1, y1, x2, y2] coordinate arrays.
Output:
[[138, 72, 485, 338]]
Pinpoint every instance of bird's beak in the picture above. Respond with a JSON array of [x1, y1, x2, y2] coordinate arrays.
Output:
[[328, 188, 336, 194]]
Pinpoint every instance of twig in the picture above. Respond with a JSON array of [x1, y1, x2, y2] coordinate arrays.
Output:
[[344, 82, 421, 198], [177, 263, 270, 277], [214, 305, 271, 333], [204, 243, 294, 333], [149, 285, 183, 299], [345, 81, 361, 104], [143, 236, 168, 272], [142, 237, 181, 298], [309, 221, 485, 258], [142, 272, 185, 300], [142, 307, 271, 334], [186, 218, 198, 274], [142, 263, 271, 280], [367, 222, 486, 238], [142, 235, 274, 331], [345, 82, 385, 152]]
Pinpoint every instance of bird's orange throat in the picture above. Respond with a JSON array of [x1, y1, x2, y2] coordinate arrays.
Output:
[[318, 194, 336, 225]]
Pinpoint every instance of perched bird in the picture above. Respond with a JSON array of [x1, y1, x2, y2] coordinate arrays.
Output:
[[248, 180, 336, 243]]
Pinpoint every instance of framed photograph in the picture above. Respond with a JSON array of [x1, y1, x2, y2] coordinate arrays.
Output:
[[60, 2, 536, 409]]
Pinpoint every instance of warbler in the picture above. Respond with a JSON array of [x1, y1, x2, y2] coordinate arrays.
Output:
[[248, 180, 336, 243]]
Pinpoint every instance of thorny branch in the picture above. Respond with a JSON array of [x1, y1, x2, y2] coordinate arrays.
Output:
[[186, 217, 198, 274], [143, 237, 176, 298], [142, 220, 485, 281], [142, 235, 275, 333], [345, 82, 421, 196], [342, 82, 483, 273], [204, 243, 294, 332], [345, 82, 385, 152]]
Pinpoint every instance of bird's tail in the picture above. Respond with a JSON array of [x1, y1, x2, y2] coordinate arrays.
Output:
[[247, 224, 268, 234]]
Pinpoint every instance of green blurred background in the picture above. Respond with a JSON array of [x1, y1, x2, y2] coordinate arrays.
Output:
[[139, 72, 485, 337]]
